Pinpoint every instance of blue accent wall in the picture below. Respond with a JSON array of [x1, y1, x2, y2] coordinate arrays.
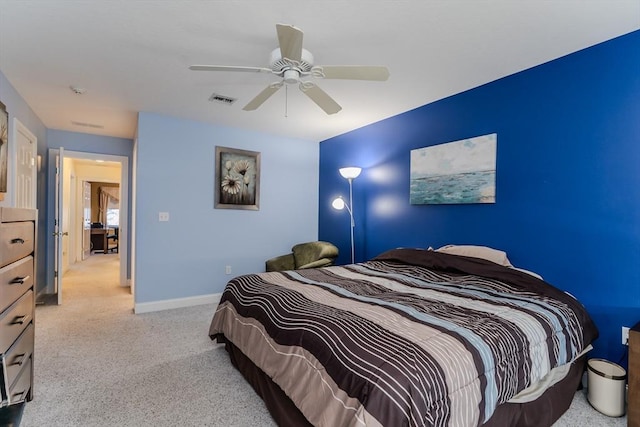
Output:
[[319, 30, 640, 363]]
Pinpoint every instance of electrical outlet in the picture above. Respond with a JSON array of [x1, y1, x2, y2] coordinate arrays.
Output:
[[622, 326, 630, 345], [225, 265, 232, 275], [158, 212, 170, 222]]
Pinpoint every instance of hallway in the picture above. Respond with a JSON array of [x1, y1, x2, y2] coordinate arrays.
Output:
[[57, 253, 127, 303]]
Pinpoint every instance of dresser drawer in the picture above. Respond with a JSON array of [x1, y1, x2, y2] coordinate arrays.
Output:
[[0, 222, 35, 267], [7, 356, 31, 405], [2, 323, 34, 391], [0, 290, 33, 353], [0, 257, 33, 313]]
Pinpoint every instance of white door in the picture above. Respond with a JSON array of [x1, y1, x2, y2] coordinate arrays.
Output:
[[54, 147, 65, 304], [82, 181, 91, 260], [15, 119, 37, 208]]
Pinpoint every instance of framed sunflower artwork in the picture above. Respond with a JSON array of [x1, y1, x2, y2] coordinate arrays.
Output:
[[214, 146, 260, 210]]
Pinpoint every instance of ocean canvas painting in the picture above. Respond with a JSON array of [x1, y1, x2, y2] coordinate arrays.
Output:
[[410, 134, 497, 204]]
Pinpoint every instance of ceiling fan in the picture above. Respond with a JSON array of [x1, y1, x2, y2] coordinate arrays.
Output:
[[189, 24, 390, 115]]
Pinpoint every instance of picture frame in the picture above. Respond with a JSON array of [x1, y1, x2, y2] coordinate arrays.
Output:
[[0, 100, 8, 201], [410, 133, 497, 205], [214, 146, 260, 210]]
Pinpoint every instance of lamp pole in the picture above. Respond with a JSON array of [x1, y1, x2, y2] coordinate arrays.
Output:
[[347, 177, 355, 264], [335, 167, 361, 265]]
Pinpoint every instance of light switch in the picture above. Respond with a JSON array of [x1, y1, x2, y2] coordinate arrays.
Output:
[[159, 212, 170, 222]]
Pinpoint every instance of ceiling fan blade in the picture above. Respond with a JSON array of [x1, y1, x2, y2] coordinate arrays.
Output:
[[276, 24, 303, 62], [189, 65, 272, 73], [316, 65, 390, 81], [243, 83, 283, 111], [299, 83, 342, 115]]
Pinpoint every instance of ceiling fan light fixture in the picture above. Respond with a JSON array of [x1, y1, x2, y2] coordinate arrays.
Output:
[[269, 48, 314, 74], [283, 70, 300, 84]]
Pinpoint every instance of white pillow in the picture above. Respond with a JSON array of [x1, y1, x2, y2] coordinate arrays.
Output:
[[435, 244, 513, 267], [510, 266, 543, 280]]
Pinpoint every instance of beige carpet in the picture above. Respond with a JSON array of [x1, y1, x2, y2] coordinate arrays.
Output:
[[20, 254, 626, 426], [21, 254, 274, 427]]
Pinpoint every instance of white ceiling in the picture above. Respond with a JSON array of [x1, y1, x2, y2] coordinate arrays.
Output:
[[70, 158, 120, 170], [1, 1, 638, 143]]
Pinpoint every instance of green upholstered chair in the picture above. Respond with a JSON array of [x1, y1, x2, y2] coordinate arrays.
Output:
[[265, 241, 339, 272]]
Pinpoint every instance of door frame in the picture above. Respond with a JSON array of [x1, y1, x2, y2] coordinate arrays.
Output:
[[54, 149, 129, 291], [55, 148, 65, 304], [81, 180, 92, 261]]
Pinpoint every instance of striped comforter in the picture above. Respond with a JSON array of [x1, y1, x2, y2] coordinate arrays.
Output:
[[209, 249, 597, 427]]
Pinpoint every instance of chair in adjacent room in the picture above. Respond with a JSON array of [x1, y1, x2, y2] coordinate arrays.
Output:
[[265, 241, 339, 272], [107, 226, 119, 253]]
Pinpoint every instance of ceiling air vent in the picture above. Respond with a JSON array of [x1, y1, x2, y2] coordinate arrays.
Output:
[[71, 121, 105, 129], [208, 93, 237, 106]]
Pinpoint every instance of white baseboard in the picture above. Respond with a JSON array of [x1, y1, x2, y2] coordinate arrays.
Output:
[[134, 293, 222, 314]]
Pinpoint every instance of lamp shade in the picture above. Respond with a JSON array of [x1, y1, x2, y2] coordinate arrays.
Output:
[[339, 167, 361, 180], [332, 197, 346, 210]]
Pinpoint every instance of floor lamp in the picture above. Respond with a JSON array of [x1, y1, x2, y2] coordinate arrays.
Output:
[[331, 167, 361, 264]]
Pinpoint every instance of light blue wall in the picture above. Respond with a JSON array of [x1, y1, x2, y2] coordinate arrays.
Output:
[[135, 112, 319, 304], [0, 70, 48, 292], [1, 69, 135, 296], [45, 129, 134, 293]]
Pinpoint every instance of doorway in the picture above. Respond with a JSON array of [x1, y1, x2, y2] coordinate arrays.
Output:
[[52, 149, 130, 306]]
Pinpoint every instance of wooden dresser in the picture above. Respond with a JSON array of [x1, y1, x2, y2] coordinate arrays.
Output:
[[0, 207, 36, 408], [630, 321, 640, 427]]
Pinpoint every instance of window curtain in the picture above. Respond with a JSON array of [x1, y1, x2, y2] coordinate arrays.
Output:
[[98, 187, 119, 225]]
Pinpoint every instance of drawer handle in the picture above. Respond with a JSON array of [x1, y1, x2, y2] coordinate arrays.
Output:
[[11, 238, 25, 244], [10, 276, 30, 285], [11, 315, 28, 325], [10, 353, 26, 367], [11, 390, 26, 402]]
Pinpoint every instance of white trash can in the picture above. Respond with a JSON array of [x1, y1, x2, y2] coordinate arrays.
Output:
[[587, 358, 626, 417]]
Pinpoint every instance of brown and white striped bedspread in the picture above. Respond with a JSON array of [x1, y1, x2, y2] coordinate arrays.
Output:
[[209, 248, 598, 427]]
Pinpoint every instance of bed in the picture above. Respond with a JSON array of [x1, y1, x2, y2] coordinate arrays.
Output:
[[209, 247, 598, 427]]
